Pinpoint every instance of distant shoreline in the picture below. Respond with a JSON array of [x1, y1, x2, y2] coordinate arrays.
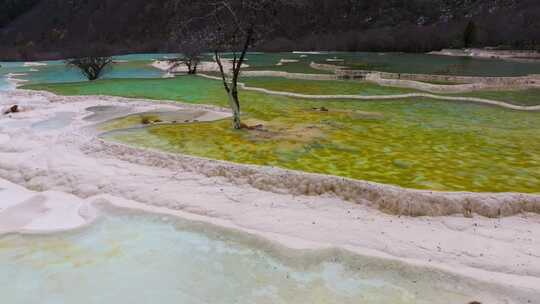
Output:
[[2, 48, 539, 62], [429, 48, 540, 61]]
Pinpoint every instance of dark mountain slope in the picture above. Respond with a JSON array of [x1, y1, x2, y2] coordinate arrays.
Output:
[[0, 0, 40, 28], [0, 0, 539, 60]]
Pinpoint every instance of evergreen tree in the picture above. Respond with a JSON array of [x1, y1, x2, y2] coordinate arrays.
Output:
[[463, 20, 477, 48]]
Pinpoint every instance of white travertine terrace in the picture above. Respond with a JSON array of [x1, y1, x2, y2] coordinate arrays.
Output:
[[196, 73, 540, 111], [0, 89, 539, 303]]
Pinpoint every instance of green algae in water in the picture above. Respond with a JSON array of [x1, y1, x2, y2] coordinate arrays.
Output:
[[11, 52, 540, 89], [101, 98, 540, 193], [453, 88, 540, 107], [242, 77, 420, 96], [0, 213, 479, 303], [25, 74, 540, 107], [242, 77, 540, 107], [220, 52, 540, 76], [99, 112, 164, 131], [14, 59, 164, 85], [25, 76, 540, 193]]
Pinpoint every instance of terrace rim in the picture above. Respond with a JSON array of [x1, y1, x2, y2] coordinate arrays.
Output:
[[311, 62, 540, 92], [87, 138, 540, 219], [196, 74, 540, 111]]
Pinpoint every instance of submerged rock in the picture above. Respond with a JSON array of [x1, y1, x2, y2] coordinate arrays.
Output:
[[3, 105, 19, 115], [312, 107, 329, 112], [393, 159, 412, 169]]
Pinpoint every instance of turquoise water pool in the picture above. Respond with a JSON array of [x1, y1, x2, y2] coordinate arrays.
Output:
[[233, 52, 540, 76], [0, 62, 28, 90], [326, 52, 540, 76], [0, 212, 485, 303], [3, 52, 540, 90], [0, 54, 173, 88], [0, 75, 11, 90], [25, 75, 540, 193]]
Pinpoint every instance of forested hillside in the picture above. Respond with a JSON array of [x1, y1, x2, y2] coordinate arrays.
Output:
[[1, 0, 539, 60], [0, 0, 39, 28]]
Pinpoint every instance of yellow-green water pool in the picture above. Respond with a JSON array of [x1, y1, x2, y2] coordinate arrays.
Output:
[[25, 76, 540, 193]]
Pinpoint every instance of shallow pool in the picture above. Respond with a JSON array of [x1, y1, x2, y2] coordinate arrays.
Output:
[[0, 212, 487, 303], [5, 51, 540, 90], [239, 52, 540, 77], [0, 62, 29, 91], [83, 106, 132, 122], [31, 112, 76, 132], [20, 59, 165, 85], [0, 54, 169, 88], [70, 76, 540, 193]]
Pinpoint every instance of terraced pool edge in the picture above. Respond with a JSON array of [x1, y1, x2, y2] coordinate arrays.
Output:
[[199, 74, 540, 111], [91, 198, 540, 303], [20, 84, 540, 195], [86, 138, 540, 218]]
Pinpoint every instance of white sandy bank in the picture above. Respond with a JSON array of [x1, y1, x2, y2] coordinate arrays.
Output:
[[152, 58, 249, 75], [3, 178, 538, 303], [0, 179, 96, 234], [430, 48, 540, 60], [0, 89, 539, 302]]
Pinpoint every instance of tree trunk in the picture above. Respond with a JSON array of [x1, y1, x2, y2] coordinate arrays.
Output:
[[228, 86, 241, 129], [186, 62, 198, 74], [214, 50, 243, 129]]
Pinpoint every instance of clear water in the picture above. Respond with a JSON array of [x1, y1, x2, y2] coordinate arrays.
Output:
[[113, 53, 178, 61], [98, 110, 226, 132], [236, 52, 540, 76], [0, 53, 171, 88], [31, 112, 77, 132], [0, 212, 479, 304], [0, 62, 29, 91], [9, 54, 540, 193], [4, 51, 540, 90], [330, 52, 540, 76], [83, 106, 132, 122], [0, 78, 11, 91], [19, 59, 164, 85], [74, 76, 539, 194]]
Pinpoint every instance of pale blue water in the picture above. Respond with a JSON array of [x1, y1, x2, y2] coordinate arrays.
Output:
[[114, 53, 178, 61], [2, 52, 540, 90], [0, 62, 29, 91], [31, 112, 77, 132], [0, 212, 478, 304], [237, 52, 540, 76], [17, 59, 165, 85], [326, 52, 540, 76], [0, 76, 10, 90], [0, 54, 173, 88]]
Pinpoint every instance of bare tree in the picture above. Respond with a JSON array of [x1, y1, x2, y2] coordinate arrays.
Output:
[[65, 55, 113, 81], [65, 22, 113, 81], [211, 0, 280, 129], [168, 32, 207, 75], [183, 0, 281, 129]]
